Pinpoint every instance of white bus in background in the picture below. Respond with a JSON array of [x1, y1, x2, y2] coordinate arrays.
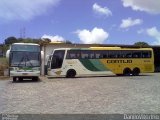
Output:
[[6, 43, 44, 82]]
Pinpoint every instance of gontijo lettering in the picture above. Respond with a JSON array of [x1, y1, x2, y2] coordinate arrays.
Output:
[[107, 60, 132, 63]]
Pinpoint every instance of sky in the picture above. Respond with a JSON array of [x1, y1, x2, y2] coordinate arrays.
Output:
[[0, 0, 160, 45]]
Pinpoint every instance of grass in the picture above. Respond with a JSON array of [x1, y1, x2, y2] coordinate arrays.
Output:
[[0, 57, 8, 64], [0, 57, 8, 76]]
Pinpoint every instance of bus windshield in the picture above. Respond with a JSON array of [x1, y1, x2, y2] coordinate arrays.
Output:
[[10, 52, 40, 67], [11, 45, 40, 52]]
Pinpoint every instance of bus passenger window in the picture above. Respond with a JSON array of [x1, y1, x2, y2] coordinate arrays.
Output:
[[132, 52, 141, 58], [70, 54, 76, 59], [142, 51, 151, 58], [89, 53, 95, 59], [95, 53, 100, 59], [66, 50, 78, 59], [81, 53, 88, 59], [126, 53, 132, 58]]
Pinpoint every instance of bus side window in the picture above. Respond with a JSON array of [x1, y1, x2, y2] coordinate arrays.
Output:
[[89, 53, 95, 59], [101, 50, 108, 58], [126, 53, 132, 58], [70, 54, 76, 59], [76, 53, 81, 59], [81, 53, 88, 59], [132, 51, 141, 58], [95, 53, 100, 59], [81, 50, 93, 59], [66, 50, 77, 59], [142, 51, 151, 58]]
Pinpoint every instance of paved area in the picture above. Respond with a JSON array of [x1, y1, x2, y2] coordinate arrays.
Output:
[[0, 73, 160, 114]]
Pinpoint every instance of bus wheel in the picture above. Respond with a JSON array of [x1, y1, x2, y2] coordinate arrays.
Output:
[[123, 68, 132, 76], [13, 77, 16, 82], [66, 69, 76, 78], [132, 68, 140, 76]]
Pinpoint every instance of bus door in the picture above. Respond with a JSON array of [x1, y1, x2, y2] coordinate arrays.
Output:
[[50, 50, 65, 70]]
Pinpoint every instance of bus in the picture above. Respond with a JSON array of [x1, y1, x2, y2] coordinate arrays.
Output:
[[6, 43, 44, 82], [47, 47, 154, 78]]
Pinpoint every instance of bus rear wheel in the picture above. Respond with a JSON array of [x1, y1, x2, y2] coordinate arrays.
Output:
[[66, 69, 76, 78], [132, 68, 140, 76], [123, 68, 132, 76]]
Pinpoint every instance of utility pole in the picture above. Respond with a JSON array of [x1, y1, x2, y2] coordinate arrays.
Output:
[[20, 27, 26, 38]]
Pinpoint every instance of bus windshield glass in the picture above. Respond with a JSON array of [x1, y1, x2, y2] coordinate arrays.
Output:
[[11, 45, 40, 52], [10, 52, 40, 67]]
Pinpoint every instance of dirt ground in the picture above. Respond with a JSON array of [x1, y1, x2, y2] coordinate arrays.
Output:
[[0, 73, 160, 114]]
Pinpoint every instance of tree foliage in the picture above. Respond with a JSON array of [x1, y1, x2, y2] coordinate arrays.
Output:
[[134, 42, 150, 47], [4, 36, 17, 45], [65, 40, 72, 44], [4, 36, 41, 45], [4, 36, 73, 45]]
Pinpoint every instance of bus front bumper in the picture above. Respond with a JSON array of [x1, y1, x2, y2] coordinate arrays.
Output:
[[10, 71, 40, 77]]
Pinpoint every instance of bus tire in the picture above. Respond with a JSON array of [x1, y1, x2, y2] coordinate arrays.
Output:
[[132, 67, 140, 76], [123, 68, 132, 76], [66, 69, 76, 78], [13, 77, 16, 82]]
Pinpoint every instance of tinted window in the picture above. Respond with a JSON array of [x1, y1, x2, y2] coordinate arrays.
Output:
[[81, 50, 95, 59], [142, 51, 151, 58], [10, 52, 40, 67], [11, 45, 40, 52], [65, 49, 152, 59], [51, 50, 65, 69], [66, 50, 81, 59]]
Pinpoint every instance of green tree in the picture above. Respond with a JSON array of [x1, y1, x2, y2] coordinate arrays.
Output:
[[134, 42, 150, 47], [0, 44, 9, 57], [4, 36, 41, 45], [65, 40, 72, 44], [4, 36, 17, 45]]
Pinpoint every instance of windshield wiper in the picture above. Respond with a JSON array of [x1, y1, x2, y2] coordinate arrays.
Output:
[[18, 54, 33, 67]]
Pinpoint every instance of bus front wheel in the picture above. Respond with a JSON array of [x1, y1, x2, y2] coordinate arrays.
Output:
[[66, 69, 76, 78], [123, 68, 132, 76], [132, 68, 140, 76]]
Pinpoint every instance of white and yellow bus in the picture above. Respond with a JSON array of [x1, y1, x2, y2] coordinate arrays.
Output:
[[47, 47, 154, 77]]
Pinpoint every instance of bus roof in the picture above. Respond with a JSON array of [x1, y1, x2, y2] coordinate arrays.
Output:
[[10, 43, 40, 52], [12, 43, 40, 46], [89, 47, 152, 50], [53, 47, 153, 51]]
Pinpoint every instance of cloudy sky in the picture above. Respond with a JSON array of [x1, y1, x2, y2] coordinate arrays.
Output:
[[0, 0, 160, 45]]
